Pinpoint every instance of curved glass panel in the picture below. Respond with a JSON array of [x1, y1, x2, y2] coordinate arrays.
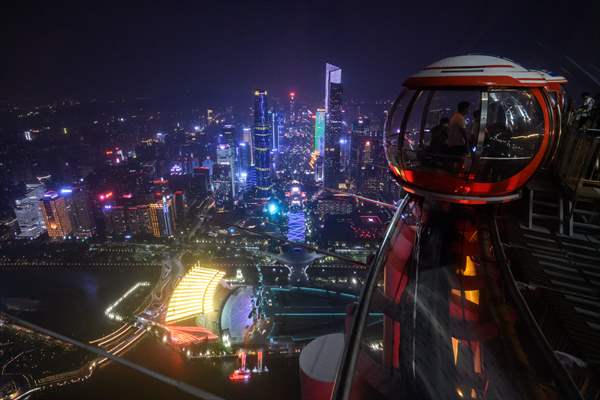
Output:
[[344, 203, 568, 400], [386, 88, 548, 188], [476, 89, 545, 182], [385, 89, 415, 171], [387, 89, 483, 181]]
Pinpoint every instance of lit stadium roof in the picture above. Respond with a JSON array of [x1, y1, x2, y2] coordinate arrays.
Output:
[[165, 264, 225, 323]]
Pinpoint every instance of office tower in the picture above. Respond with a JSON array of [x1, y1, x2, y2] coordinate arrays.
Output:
[[173, 190, 186, 224], [271, 111, 284, 151], [103, 205, 127, 236], [237, 142, 251, 174], [40, 192, 73, 239], [213, 164, 235, 210], [217, 143, 235, 166], [14, 183, 46, 239], [148, 195, 176, 238], [253, 89, 272, 201], [126, 205, 150, 236], [63, 187, 96, 239], [190, 167, 211, 199], [241, 127, 254, 166], [314, 108, 326, 182], [324, 63, 344, 188], [217, 125, 236, 166], [288, 91, 296, 124], [221, 124, 235, 146], [237, 142, 252, 190]]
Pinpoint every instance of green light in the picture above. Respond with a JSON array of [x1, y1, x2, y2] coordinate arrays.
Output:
[[314, 109, 325, 153]]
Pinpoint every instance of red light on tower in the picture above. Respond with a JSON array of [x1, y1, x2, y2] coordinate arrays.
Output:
[[289, 91, 296, 98]]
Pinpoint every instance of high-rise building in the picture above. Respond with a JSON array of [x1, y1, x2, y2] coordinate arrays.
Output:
[[103, 205, 127, 236], [236, 142, 252, 190], [253, 89, 272, 201], [324, 63, 344, 188], [314, 108, 326, 182], [288, 91, 296, 124], [40, 192, 72, 239], [126, 205, 151, 236], [216, 143, 235, 166], [271, 111, 284, 151], [237, 142, 251, 173], [62, 187, 96, 239], [14, 184, 46, 239], [173, 190, 186, 225], [190, 167, 211, 199], [221, 124, 235, 146], [148, 195, 176, 238], [213, 163, 235, 210]]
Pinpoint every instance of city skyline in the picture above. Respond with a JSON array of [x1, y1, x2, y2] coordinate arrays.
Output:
[[1, 4, 600, 400]]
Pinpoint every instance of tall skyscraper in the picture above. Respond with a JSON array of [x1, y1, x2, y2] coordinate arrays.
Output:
[[324, 63, 344, 188], [271, 111, 284, 151], [288, 91, 296, 124], [314, 108, 326, 182], [40, 191, 72, 239], [14, 184, 46, 239], [253, 89, 272, 201]]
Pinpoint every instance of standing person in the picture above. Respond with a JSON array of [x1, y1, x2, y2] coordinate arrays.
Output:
[[447, 101, 470, 156], [429, 117, 450, 154]]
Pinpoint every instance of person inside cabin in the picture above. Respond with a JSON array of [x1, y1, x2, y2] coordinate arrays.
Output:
[[447, 101, 470, 156], [429, 117, 450, 154], [470, 109, 481, 150]]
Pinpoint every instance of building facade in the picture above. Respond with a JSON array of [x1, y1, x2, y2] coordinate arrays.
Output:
[[14, 184, 46, 239], [253, 89, 272, 201], [40, 192, 73, 239], [324, 63, 344, 189]]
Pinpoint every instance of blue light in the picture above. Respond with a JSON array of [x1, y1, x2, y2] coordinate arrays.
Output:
[[60, 188, 73, 194], [267, 203, 278, 215], [104, 205, 112, 210]]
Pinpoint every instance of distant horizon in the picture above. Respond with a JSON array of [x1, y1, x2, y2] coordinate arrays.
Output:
[[3, 2, 599, 104]]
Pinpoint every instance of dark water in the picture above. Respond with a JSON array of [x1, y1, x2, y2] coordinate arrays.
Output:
[[53, 336, 301, 400], [0, 268, 159, 340], [0, 268, 302, 400]]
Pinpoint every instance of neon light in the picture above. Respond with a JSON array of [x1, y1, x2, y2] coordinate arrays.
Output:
[[314, 109, 325, 153], [165, 264, 225, 323]]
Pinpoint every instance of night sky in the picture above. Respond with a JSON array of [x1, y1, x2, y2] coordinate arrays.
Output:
[[3, 1, 600, 106]]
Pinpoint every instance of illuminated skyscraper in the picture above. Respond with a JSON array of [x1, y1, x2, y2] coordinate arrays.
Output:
[[253, 89, 272, 201], [314, 108, 326, 182], [148, 196, 176, 238], [324, 63, 344, 188], [288, 91, 296, 124], [14, 184, 46, 239], [271, 111, 284, 151], [40, 192, 72, 239]]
